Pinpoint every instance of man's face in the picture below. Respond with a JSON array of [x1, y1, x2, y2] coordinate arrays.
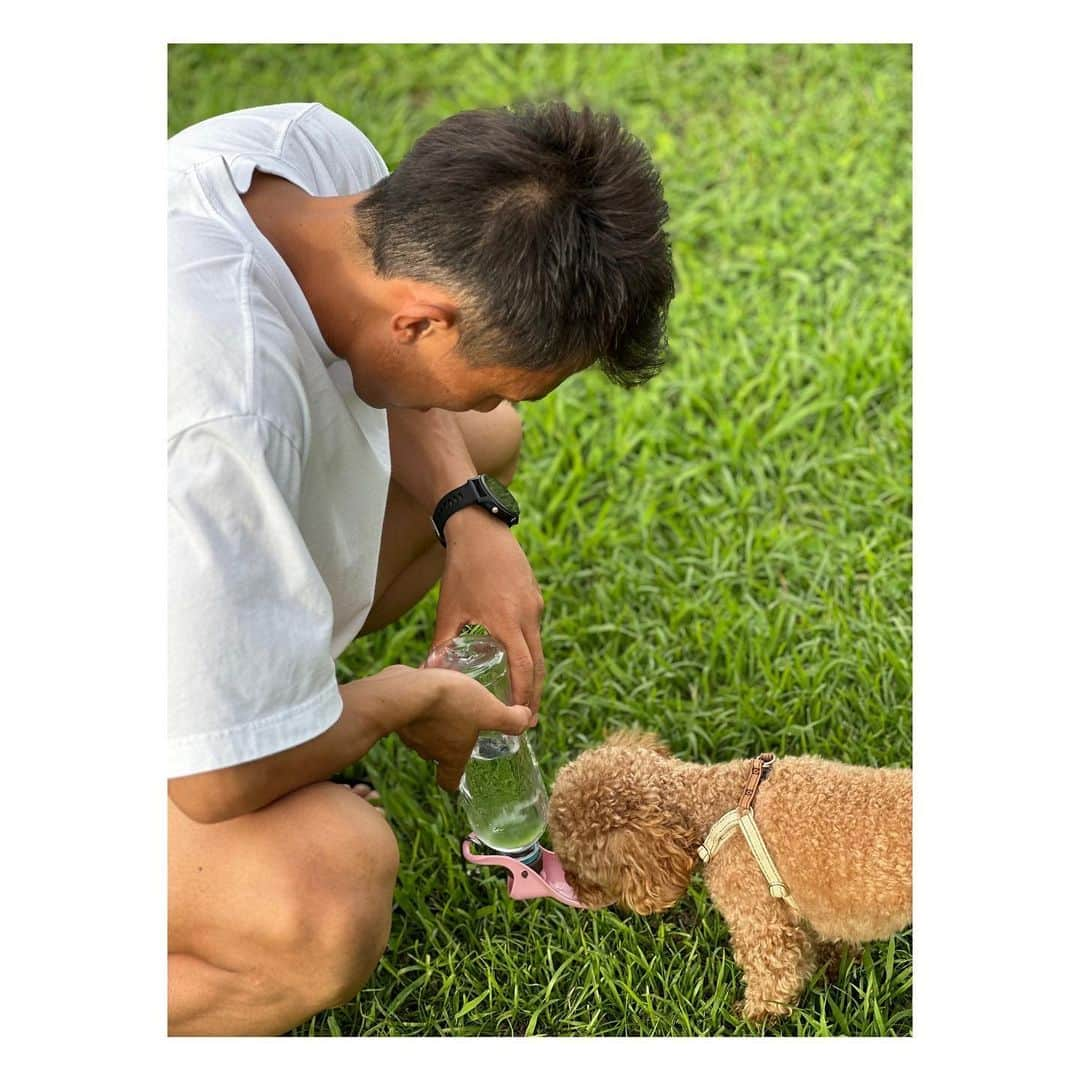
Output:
[[410, 353, 578, 413], [349, 335, 581, 412]]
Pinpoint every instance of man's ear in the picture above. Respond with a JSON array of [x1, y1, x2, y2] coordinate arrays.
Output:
[[390, 302, 458, 344], [601, 729, 672, 756]]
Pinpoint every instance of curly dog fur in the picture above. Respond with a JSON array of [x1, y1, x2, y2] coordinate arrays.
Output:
[[547, 730, 912, 1022]]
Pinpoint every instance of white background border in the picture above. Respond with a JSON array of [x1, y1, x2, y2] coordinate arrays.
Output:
[[4, 1, 1076, 1072]]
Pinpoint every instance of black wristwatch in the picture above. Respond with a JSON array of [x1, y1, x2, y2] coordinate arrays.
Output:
[[431, 475, 520, 546]]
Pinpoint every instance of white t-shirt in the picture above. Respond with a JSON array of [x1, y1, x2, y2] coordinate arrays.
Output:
[[168, 103, 392, 778]]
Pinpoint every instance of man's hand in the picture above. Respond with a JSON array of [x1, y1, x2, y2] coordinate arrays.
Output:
[[398, 667, 535, 791], [434, 507, 546, 715]]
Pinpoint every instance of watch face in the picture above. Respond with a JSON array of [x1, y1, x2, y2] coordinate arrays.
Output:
[[481, 475, 519, 516]]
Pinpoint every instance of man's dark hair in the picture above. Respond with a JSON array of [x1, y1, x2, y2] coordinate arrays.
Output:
[[352, 102, 676, 387]]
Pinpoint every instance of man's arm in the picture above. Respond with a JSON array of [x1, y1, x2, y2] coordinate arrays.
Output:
[[387, 406, 546, 712], [386, 405, 483, 517], [168, 666, 428, 823], [168, 665, 535, 824]]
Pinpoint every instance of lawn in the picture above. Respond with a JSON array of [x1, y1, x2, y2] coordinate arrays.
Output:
[[168, 42, 912, 1036]]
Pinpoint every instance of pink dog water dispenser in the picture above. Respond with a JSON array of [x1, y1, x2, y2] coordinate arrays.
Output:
[[461, 834, 585, 907]]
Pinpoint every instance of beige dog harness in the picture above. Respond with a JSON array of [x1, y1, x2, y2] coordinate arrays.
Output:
[[697, 753, 799, 914]]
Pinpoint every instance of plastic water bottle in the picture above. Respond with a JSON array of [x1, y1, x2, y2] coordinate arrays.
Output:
[[426, 632, 548, 866]]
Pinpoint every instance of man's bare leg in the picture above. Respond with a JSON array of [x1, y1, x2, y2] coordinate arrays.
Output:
[[168, 783, 398, 1035]]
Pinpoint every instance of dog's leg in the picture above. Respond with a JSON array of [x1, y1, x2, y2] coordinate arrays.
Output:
[[708, 860, 816, 1024], [731, 908, 815, 1022]]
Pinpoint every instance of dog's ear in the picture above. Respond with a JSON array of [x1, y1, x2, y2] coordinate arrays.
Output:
[[602, 729, 672, 756], [605, 826, 695, 914]]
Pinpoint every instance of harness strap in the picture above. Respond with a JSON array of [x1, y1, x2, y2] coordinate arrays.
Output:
[[737, 811, 799, 913], [697, 808, 742, 863], [738, 752, 774, 812], [696, 754, 800, 915]]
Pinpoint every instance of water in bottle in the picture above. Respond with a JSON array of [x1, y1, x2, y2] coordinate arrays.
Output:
[[426, 632, 549, 865]]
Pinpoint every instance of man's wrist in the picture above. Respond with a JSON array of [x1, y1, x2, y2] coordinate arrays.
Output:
[[343, 665, 455, 740], [441, 502, 509, 545], [433, 475, 519, 545], [423, 463, 476, 515], [337, 679, 391, 747]]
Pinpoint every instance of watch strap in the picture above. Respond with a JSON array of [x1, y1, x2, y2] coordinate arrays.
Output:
[[431, 479, 482, 545], [431, 476, 518, 546]]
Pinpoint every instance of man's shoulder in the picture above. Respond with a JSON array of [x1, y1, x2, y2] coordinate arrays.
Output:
[[168, 103, 322, 168], [277, 103, 389, 195], [169, 103, 388, 194]]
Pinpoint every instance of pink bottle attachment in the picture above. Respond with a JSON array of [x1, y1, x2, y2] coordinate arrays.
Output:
[[461, 834, 585, 908]]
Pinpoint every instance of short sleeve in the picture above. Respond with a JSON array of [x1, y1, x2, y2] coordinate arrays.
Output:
[[298, 104, 390, 188], [168, 414, 342, 777]]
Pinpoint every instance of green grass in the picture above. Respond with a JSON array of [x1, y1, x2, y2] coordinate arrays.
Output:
[[168, 43, 912, 1037]]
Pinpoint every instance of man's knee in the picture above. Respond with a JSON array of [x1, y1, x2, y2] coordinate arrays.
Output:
[[458, 401, 523, 484], [266, 787, 399, 1010]]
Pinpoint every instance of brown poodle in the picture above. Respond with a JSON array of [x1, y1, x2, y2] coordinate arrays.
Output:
[[547, 730, 912, 1023]]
